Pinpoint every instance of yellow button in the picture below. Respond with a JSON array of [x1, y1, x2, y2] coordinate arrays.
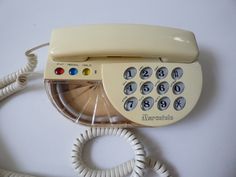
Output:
[[82, 68, 91, 76]]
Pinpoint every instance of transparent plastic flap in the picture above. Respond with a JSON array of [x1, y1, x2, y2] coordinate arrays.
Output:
[[45, 80, 137, 127]]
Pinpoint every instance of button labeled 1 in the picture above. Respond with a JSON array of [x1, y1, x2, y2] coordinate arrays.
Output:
[[124, 97, 138, 111], [124, 67, 137, 80]]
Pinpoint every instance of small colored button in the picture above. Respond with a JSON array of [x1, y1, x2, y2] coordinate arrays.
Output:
[[82, 68, 91, 76], [55, 67, 64, 75], [69, 68, 78, 75]]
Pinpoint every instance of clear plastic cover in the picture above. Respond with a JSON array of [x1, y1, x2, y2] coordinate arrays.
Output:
[[45, 80, 138, 127]]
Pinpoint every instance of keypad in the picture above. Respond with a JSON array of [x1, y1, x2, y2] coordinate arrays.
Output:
[[140, 67, 152, 79], [122, 66, 186, 112]]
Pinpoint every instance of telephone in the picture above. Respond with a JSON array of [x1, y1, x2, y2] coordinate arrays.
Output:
[[44, 24, 202, 127], [0, 24, 202, 177]]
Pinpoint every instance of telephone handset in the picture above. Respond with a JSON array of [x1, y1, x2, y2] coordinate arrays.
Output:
[[44, 24, 202, 127]]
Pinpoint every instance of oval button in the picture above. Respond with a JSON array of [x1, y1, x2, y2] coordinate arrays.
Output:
[[141, 97, 154, 111], [158, 97, 170, 111], [173, 82, 185, 95], [157, 81, 169, 95], [124, 67, 137, 80], [172, 67, 183, 80], [174, 97, 186, 111], [124, 97, 138, 111], [140, 67, 153, 80], [156, 67, 168, 79], [124, 82, 137, 95], [140, 81, 154, 95]]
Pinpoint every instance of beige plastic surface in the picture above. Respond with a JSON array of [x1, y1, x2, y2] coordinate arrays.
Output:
[[49, 24, 199, 63], [44, 24, 202, 127]]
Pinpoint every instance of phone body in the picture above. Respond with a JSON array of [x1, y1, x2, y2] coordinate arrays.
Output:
[[44, 24, 202, 127]]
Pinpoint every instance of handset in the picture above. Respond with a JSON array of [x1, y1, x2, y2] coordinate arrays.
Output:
[[44, 24, 202, 127], [49, 24, 199, 63]]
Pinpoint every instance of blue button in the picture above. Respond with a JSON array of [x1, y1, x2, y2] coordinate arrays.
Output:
[[69, 68, 78, 75]]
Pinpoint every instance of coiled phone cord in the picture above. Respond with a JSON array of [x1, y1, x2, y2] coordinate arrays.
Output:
[[0, 43, 49, 101], [0, 44, 172, 177], [72, 127, 171, 177]]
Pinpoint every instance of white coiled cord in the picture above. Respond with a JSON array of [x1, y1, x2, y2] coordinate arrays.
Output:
[[72, 128, 171, 177], [0, 169, 36, 177], [0, 43, 49, 101]]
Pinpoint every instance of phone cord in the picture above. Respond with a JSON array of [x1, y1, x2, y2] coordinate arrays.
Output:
[[0, 43, 48, 101], [0, 44, 172, 177]]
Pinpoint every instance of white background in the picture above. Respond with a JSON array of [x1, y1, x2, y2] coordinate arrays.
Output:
[[0, 0, 236, 177]]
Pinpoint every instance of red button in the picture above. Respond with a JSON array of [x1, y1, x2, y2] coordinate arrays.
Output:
[[55, 67, 64, 75]]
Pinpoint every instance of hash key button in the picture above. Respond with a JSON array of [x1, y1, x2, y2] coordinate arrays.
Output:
[[172, 67, 183, 80]]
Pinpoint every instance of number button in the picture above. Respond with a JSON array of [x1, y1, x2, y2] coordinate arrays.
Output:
[[140, 82, 154, 95], [174, 97, 186, 111], [156, 67, 168, 79], [124, 67, 137, 80], [140, 67, 153, 79], [172, 67, 183, 80], [157, 82, 169, 95], [141, 97, 154, 111], [124, 82, 137, 95], [158, 97, 170, 111], [173, 82, 185, 95], [124, 97, 138, 111]]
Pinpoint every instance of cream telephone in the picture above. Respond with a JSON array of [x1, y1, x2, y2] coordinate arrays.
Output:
[[44, 24, 202, 127], [0, 24, 202, 177]]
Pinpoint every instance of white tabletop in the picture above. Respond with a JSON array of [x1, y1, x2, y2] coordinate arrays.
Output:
[[0, 0, 236, 177]]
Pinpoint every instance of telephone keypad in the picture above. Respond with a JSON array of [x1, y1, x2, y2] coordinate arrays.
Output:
[[157, 81, 169, 95], [124, 82, 137, 95], [174, 97, 186, 110], [124, 97, 138, 111], [172, 67, 183, 80], [158, 97, 171, 110], [141, 97, 154, 111], [173, 82, 185, 95], [123, 66, 186, 112], [140, 81, 154, 95], [156, 67, 168, 79], [124, 67, 137, 80], [140, 67, 153, 79]]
